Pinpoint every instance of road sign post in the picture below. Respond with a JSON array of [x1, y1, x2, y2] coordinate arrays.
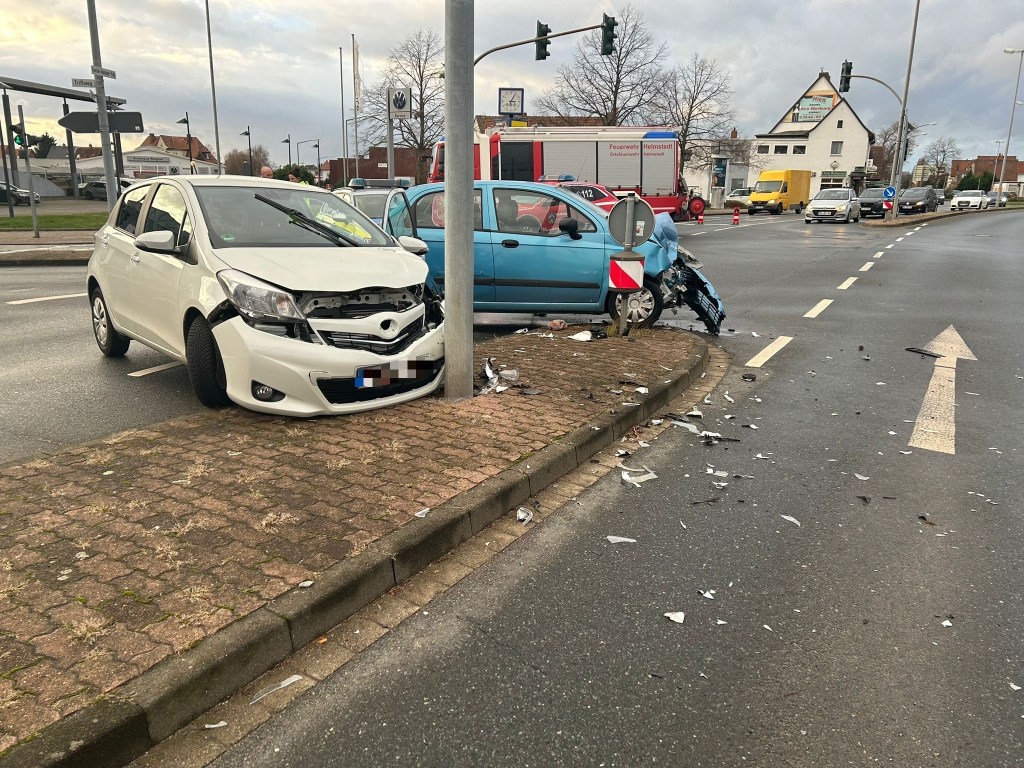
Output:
[[607, 193, 655, 335]]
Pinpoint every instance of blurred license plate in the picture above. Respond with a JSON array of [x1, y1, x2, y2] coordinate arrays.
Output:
[[356, 360, 434, 388]]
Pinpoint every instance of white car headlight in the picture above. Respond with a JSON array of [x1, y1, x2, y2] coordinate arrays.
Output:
[[217, 269, 304, 321], [836, 204, 847, 212]]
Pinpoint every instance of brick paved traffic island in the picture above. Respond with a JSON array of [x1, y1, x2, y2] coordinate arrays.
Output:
[[0, 324, 709, 767]]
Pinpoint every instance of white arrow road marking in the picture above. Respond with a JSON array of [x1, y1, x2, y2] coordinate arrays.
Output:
[[745, 336, 794, 368], [838, 277, 858, 290], [859, 262, 874, 272], [909, 326, 977, 454], [128, 362, 184, 378], [6, 292, 87, 305], [803, 299, 833, 318]]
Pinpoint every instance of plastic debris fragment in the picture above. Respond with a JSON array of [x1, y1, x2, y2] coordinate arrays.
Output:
[[499, 369, 520, 381], [415, 508, 430, 518], [517, 507, 534, 524], [899, 450, 912, 455], [741, 373, 756, 381], [743, 424, 759, 430], [706, 467, 729, 477], [724, 392, 735, 403], [298, 580, 314, 588], [205, 721, 228, 729], [724, 414, 736, 420], [716, 620, 727, 625], [547, 319, 568, 331], [569, 331, 593, 342], [686, 408, 703, 418], [650, 419, 664, 426], [711, 482, 728, 489], [855, 473, 870, 481], [672, 420, 700, 434], [663, 612, 686, 624], [700, 590, 716, 600], [621, 466, 658, 487], [780, 515, 801, 527], [514, 328, 530, 334], [606, 536, 637, 544], [763, 625, 774, 632], [1010, 683, 1022, 691], [754, 453, 771, 460], [941, 619, 953, 628], [251, 674, 303, 704], [703, 394, 712, 404], [635, 386, 650, 395]]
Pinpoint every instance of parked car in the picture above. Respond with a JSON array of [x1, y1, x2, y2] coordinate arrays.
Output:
[[986, 191, 1008, 208], [857, 187, 888, 218], [724, 188, 752, 209], [804, 187, 861, 223], [542, 180, 619, 213], [87, 176, 444, 416], [0, 181, 39, 205], [898, 186, 940, 214], [951, 190, 989, 210], [79, 179, 135, 200], [404, 180, 720, 329]]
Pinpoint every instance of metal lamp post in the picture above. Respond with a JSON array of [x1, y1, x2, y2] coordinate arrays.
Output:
[[281, 134, 291, 166], [177, 113, 193, 173], [313, 141, 321, 184], [240, 126, 253, 175], [296, 138, 319, 173], [345, 117, 360, 177], [997, 48, 1024, 197]]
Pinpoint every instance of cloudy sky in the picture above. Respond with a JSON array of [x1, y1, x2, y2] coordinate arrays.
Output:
[[4, 1, 1024, 170]]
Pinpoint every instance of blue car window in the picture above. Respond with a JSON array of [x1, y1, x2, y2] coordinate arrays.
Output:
[[492, 189, 595, 237], [413, 190, 483, 230]]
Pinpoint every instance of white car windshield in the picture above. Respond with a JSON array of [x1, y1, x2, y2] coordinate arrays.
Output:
[[813, 189, 851, 200], [194, 186, 389, 248], [962, 190, 983, 196]]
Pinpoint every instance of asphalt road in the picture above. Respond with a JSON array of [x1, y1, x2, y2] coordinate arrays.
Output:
[[207, 210, 1024, 767]]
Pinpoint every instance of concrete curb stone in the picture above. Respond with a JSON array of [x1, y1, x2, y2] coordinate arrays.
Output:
[[1, 337, 709, 768]]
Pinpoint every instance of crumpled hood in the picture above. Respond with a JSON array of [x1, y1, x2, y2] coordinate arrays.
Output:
[[215, 246, 428, 292]]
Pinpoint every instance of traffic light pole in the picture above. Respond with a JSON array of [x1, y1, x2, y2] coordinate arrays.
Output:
[[86, 0, 118, 213], [473, 22, 603, 65], [888, 0, 922, 221], [16, 105, 39, 238]]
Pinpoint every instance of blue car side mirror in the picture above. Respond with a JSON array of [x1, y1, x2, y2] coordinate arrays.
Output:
[[558, 217, 582, 240]]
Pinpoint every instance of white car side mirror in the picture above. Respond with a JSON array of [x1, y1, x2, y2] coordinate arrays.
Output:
[[134, 230, 178, 254], [398, 235, 429, 256]]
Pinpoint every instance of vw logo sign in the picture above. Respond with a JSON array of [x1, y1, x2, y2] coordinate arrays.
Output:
[[392, 91, 407, 110]]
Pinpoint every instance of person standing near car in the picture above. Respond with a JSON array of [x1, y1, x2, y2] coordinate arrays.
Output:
[[260, 166, 273, 178]]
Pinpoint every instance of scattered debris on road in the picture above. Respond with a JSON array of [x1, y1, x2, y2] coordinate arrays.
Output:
[[250, 674, 303, 704]]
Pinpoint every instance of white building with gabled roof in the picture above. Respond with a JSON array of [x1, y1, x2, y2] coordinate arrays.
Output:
[[751, 71, 874, 196]]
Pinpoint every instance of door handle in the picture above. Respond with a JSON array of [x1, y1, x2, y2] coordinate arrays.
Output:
[[501, 239, 519, 248], [129, 252, 141, 264], [100, 235, 109, 246]]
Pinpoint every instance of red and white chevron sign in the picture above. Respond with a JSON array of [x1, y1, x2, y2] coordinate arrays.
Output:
[[609, 258, 645, 291]]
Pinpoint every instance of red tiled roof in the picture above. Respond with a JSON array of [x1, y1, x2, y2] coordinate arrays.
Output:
[[475, 114, 608, 131], [138, 133, 218, 163]]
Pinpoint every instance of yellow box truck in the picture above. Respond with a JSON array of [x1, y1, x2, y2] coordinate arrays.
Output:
[[747, 170, 812, 215]]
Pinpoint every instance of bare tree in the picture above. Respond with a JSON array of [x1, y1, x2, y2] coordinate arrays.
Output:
[[534, 4, 668, 126], [873, 120, 922, 182], [223, 144, 270, 175], [921, 136, 960, 189], [360, 29, 445, 183], [650, 53, 735, 175]]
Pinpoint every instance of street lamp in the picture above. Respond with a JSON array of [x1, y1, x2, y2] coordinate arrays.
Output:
[[240, 126, 253, 176], [296, 137, 320, 171], [281, 134, 291, 165], [997, 47, 1024, 197], [313, 141, 321, 184], [176, 112, 194, 174], [345, 117, 361, 177]]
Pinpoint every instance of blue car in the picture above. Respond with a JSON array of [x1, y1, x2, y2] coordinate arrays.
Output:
[[404, 180, 685, 327]]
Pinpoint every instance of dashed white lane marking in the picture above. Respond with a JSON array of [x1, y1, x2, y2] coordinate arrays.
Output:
[[896, 237, 904, 242], [873, 251, 885, 258], [905, 231, 915, 236], [886, 243, 896, 249], [859, 262, 875, 272], [127, 362, 184, 378], [6, 292, 87, 305], [745, 336, 794, 368], [838, 277, 858, 290], [803, 299, 834, 318]]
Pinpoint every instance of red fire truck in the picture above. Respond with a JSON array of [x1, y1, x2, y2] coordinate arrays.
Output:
[[428, 126, 705, 220]]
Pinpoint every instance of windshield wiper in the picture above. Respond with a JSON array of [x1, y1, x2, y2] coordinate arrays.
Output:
[[254, 193, 360, 247]]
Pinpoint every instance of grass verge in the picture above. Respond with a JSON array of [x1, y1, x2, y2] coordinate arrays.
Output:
[[0, 213, 107, 231]]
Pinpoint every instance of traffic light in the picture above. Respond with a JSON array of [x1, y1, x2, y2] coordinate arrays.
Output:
[[535, 21, 551, 61], [902, 134, 911, 163], [601, 14, 618, 56], [11, 122, 27, 147], [839, 60, 853, 93]]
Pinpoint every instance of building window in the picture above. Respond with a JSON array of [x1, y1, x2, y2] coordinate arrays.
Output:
[[793, 146, 806, 155], [774, 145, 788, 155], [830, 141, 843, 155], [757, 144, 769, 154], [837, 120, 844, 128]]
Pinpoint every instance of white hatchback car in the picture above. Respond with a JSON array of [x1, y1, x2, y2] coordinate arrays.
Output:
[[87, 176, 445, 416]]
